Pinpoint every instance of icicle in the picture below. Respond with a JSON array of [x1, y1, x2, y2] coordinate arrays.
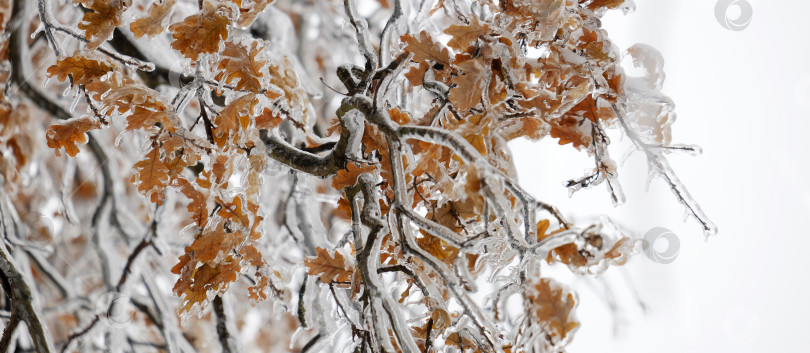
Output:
[[114, 129, 128, 147], [30, 22, 46, 40], [69, 92, 82, 113]]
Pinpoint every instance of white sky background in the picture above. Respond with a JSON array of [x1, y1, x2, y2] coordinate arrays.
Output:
[[510, 0, 810, 352]]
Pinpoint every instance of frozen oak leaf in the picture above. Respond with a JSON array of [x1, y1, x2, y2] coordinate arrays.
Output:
[[449, 58, 488, 112], [130, 143, 170, 205], [130, 0, 175, 38], [332, 162, 379, 190], [176, 177, 209, 228], [216, 40, 267, 93], [231, 0, 275, 28], [529, 278, 579, 344], [168, 1, 235, 61], [173, 261, 241, 313], [188, 222, 241, 264], [75, 0, 132, 49], [444, 17, 491, 51], [401, 31, 452, 66], [46, 50, 117, 86], [45, 116, 101, 157], [548, 116, 592, 150], [125, 107, 177, 133], [305, 247, 355, 284]]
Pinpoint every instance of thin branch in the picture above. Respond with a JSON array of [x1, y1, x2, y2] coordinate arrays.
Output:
[[612, 104, 717, 236], [212, 296, 236, 353]]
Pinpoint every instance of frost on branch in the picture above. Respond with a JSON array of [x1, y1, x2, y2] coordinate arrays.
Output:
[[0, 0, 713, 352]]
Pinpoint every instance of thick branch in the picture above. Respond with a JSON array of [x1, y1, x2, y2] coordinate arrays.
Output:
[[0, 242, 53, 353]]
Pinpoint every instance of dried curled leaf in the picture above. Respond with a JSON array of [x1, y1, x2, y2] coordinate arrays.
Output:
[[75, 0, 132, 49], [305, 247, 354, 284], [169, 1, 235, 60], [130, 0, 175, 38], [45, 116, 101, 157]]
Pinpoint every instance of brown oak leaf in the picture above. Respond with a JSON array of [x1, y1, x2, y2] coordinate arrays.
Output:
[[176, 177, 208, 228], [216, 40, 266, 93], [45, 116, 101, 157], [168, 2, 234, 60], [528, 278, 579, 342], [130, 143, 170, 205], [75, 0, 132, 49], [449, 58, 488, 111], [401, 31, 452, 66], [130, 0, 175, 38], [305, 247, 354, 284], [47, 50, 117, 86], [444, 17, 491, 51], [332, 162, 379, 190]]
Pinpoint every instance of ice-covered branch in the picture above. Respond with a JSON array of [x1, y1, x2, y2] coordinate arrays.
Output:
[[613, 104, 717, 236]]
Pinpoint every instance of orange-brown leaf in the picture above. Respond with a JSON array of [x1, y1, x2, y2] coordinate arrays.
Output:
[[217, 40, 266, 92], [176, 178, 208, 228], [332, 162, 378, 190], [47, 50, 117, 86], [529, 278, 579, 342], [125, 106, 176, 133], [130, 0, 175, 38], [45, 116, 101, 157], [402, 31, 452, 66], [215, 94, 256, 146], [548, 116, 591, 150], [255, 107, 283, 130], [388, 107, 411, 125], [444, 17, 491, 51], [189, 223, 241, 264], [305, 247, 354, 284], [216, 195, 250, 228], [169, 2, 234, 60], [130, 144, 170, 205], [175, 261, 241, 313], [76, 0, 131, 49]]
